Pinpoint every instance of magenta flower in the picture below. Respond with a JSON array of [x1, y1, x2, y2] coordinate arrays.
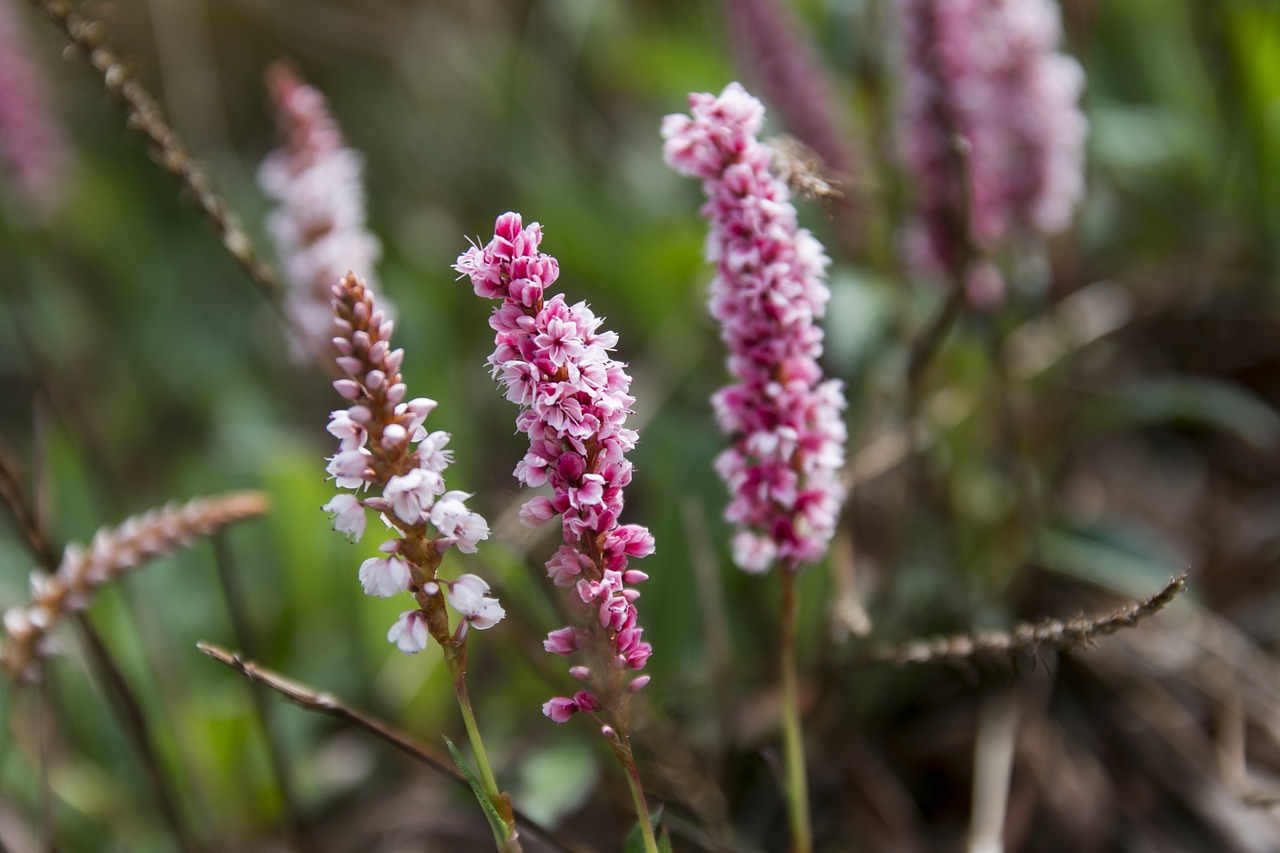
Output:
[[454, 213, 654, 725], [899, 0, 1087, 293], [663, 83, 848, 575], [259, 64, 382, 361]]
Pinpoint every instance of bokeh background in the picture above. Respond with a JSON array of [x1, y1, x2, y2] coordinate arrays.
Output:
[[2, 0, 1280, 850]]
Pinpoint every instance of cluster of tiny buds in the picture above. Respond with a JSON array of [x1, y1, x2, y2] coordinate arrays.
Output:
[[1, 492, 268, 681], [323, 273, 501, 651]]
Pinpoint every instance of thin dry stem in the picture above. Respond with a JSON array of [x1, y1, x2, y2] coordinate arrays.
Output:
[[25, 0, 282, 305], [196, 643, 583, 853], [863, 573, 1188, 668]]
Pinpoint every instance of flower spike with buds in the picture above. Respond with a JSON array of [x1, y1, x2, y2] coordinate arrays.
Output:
[[0, 492, 268, 682], [323, 272, 518, 851], [455, 213, 661, 853], [323, 272, 499, 646], [260, 64, 382, 361]]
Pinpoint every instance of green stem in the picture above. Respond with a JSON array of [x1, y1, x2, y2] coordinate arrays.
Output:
[[621, 749, 661, 853], [779, 569, 812, 853], [449, 651, 520, 852]]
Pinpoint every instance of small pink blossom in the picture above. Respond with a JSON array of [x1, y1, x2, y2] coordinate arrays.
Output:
[[542, 696, 578, 724], [384, 468, 445, 524], [386, 610, 430, 653], [358, 550, 411, 598], [322, 493, 366, 542], [446, 573, 506, 630], [544, 627, 580, 656], [327, 448, 371, 488]]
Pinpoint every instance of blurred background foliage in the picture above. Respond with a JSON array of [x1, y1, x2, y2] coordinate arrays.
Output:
[[1, 0, 1280, 850]]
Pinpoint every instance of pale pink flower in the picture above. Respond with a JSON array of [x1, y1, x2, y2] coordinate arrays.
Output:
[[384, 467, 445, 524], [542, 696, 578, 724], [322, 493, 367, 542], [664, 83, 848, 574], [386, 610, 430, 653], [358, 548, 411, 598], [446, 574, 505, 630]]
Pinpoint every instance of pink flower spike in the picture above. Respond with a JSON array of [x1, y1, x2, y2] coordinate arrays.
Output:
[[260, 64, 381, 363], [386, 609, 430, 653], [664, 84, 848, 573], [542, 697, 578, 724]]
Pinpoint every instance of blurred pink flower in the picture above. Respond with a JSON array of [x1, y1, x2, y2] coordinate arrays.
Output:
[[260, 64, 382, 360], [0, 0, 69, 211], [899, 0, 1088, 281], [664, 83, 848, 574]]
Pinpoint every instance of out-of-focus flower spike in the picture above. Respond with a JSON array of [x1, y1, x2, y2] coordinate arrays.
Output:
[[664, 83, 849, 575], [0, 492, 268, 681], [260, 63, 382, 362]]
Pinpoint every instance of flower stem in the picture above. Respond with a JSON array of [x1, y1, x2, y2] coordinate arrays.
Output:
[[620, 744, 661, 853], [449, 651, 520, 851], [779, 568, 812, 853]]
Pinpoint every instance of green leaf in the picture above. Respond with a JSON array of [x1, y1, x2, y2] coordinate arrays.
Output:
[[443, 735, 508, 845], [1080, 376, 1280, 450], [623, 805, 666, 853]]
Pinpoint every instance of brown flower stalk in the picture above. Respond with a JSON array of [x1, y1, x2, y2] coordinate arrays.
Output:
[[1, 491, 268, 681], [863, 573, 1188, 669]]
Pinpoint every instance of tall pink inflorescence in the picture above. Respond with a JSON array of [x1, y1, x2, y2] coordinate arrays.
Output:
[[323, 273, 501, 654], [259, 64, 382, 361], [900, 0, 1087, 301], [0, 0, 69, 211], [663, 83, 848, 575], [454, 213, 654, 728]]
